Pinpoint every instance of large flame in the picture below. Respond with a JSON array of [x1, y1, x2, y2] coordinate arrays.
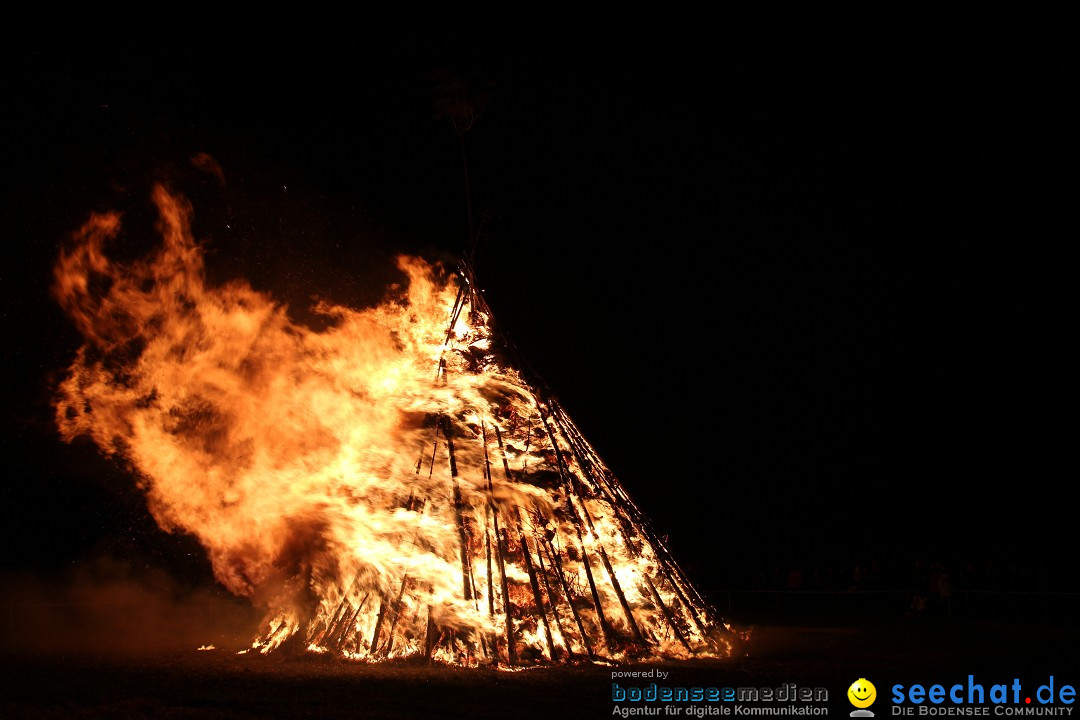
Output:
[[53, 185, 732, 664]]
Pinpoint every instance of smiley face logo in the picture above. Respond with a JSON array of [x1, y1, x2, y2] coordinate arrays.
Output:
[[848, 678, 877, 709]]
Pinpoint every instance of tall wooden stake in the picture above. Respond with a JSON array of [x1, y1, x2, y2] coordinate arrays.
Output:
[[484, 422, 516, 664], [532, 528, 572, 659], [540, 534, 594, 659], [516, 509, 558, 661], [443, 417, 475, 602]]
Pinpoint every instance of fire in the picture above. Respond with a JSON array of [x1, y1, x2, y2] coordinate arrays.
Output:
[[53, 184, 733, 665]]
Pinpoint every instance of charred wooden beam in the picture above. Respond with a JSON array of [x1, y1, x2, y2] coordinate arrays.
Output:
[[455, 477, 479, 608], [492, 512, 515, 665], [369, 594, 388, 655], [480, 421, 496, 618], [555, 413, 642, 556], [485, 514, 495, 616], [496, 441, 558, 661], [478, 631, 491, 663], [328, 603, 355, 650], [551, 406, 717, 636], [532, 527, 572, 660], [333, 593, 368, 651], [594, 542, 644, 645], [533, 402, 630, 651], [521, 419, 532, 474], [316, 575, 359, 645], [498, 423, 596, 660], [493, 424, 513, 481], [319, 601, 350, 648], [540, 533, 594, 659], [424, 605, 438, 660], [443, 416, 459, 478], [485, 424, 516, 664], [657, 563, 710, 637], [442, 281, 468, 348], [480, 420, 494, 485], [536, 403, 645, 645], [384, 572, 411, 656], [516, 512, 558, 661], [576, 528, 617, 651], [443, 418, 474, 601], [496, 527, 517, 665], [645, 576, 692, 653], [515, 410, 616, 651]]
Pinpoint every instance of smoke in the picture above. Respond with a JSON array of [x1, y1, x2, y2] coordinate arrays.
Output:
[[0, 557, 261, 655], [190, 152, 226, 186]]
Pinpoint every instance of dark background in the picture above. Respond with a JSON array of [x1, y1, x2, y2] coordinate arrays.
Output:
[[2, 32, 1071, 628]]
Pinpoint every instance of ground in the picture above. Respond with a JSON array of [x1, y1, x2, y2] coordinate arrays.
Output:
[[3, 621, 1076, 719]]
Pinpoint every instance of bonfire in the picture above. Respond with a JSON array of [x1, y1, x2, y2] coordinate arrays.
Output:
[[53, 185, 735, 665]]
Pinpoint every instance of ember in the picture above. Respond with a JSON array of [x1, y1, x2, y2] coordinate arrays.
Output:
[[53, 185, 735, 665]]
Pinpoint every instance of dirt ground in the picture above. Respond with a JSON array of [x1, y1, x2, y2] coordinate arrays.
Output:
[[2, 621, 1076, 719]]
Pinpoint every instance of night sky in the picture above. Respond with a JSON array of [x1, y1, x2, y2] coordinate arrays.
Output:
[[2, 34, 1070, 607]]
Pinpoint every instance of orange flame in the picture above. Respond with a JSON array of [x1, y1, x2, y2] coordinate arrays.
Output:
[[54, 185, 732, 664]]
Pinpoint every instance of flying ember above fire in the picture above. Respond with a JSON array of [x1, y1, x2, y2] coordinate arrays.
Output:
[[53, 184, 735, 665]]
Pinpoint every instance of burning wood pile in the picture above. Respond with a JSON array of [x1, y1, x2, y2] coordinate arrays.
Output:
[[53, 185, 735, 665]]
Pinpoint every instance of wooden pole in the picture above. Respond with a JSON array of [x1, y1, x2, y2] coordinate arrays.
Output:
[[335, 593, 368, 651], [593, 541, 644, 645], [485, 510, 495, 616], [499, 418, 617, 652], [316, 575, 359, 645], [496, 526, 517, 665], [515, 510, 558, 661], [384, 572, 411, 656], [369, 594, 387, 655], [481, 421, 496, 618], [532, 527, 572, 659], [575, 524, 617, 651], [320, 601, 350, 648], [484, 427, 516, 664], [534, 403, 636, 648], [443, 417, 475, 602], [424, 605, 438, 659], [554, 405, 716, 637], [540, 533, 595, 659], [645, 576, 692, 653]]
